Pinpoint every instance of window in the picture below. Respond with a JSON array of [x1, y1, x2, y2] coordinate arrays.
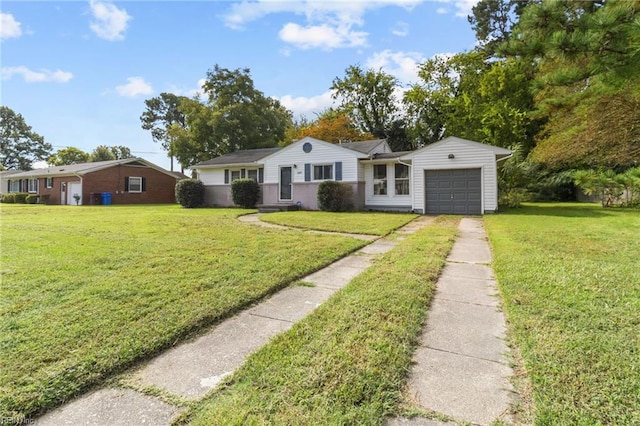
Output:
[[394, 164, 410, 195], [230, 170, 241, 182], [28, 178, 38, 193], [373, 164, 387, 195], [313, 164, 333, 180], [10, 180, 20, 193], [247, 169, 258, 182], [45, 177, 54, 189], [127, 177, 142, 193]]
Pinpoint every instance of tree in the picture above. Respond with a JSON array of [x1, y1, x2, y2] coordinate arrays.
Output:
[[109, 145, 132, 159], [140, 93, 189, 171], [0, 106, 52, 170], [48, 147, 90, 166], [285, 109, 374, 145], [203, 65, 292, 152], [170, 65, 293, 168], [468, 0, 530, 56], [331, 65, 400, 139], [90, 145, 116, 162]]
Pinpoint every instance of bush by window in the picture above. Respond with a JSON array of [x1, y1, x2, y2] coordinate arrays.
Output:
[[175, 179, 205, 208], [317, 181, 353, 212], [231, 178, 260, 208]]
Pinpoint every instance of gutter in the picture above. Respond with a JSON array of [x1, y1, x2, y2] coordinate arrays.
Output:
[[496, 153, 513, 163]]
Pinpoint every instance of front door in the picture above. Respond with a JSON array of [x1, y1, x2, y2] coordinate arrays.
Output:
[[279, 166, 292, 201], [60, 182, 67, 205]]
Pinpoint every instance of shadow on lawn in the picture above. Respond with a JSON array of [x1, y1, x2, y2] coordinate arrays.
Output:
[[498, 203, 616, 218]]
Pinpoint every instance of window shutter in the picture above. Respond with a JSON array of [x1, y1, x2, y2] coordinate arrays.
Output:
[[241, 168, 246, 179], [335, 162, 342, 181], [304, 164, 311, 182], [224, 169, 229, 184], [142, 177, 146, 192], [7, 181, 10, 192], [125, 177, 129, 192], [258, 168, 264, 183]]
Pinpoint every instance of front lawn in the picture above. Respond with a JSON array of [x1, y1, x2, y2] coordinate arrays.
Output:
[[177, 216, 459, 425], [485, 203, 640, 424], [258, 211, 419, 236], [0, 205, 367, 421]]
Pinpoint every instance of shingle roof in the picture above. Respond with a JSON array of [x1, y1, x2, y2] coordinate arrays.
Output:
[[338, 139, 387, 154], [6, 158, 178, 179], [193, 147, 281, 167]]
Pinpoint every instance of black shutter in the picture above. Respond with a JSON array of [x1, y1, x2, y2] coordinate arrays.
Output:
[[304, 164, 311, 182], [7, 181, 10, 192], [224, 169, 229, 184], [142, 177, 146, 192], [335, 162, 342, 181], [258, 168, 264, 183], [241, 168, 246, 179], [124, 177, 129, 192]]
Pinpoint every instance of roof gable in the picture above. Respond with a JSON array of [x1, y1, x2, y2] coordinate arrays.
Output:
[[7, 158, 179, 179], [402, 136, 512, 159], [338, 139, 390, 155], [260, 136, 371, 162]]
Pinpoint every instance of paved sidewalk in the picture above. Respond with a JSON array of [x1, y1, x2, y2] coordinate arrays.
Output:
[[35, 215, 433, 425], [389, 218, 514, 426]]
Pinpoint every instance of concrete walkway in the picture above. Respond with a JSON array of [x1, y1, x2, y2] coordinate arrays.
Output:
[[35, 215, 433, 425], [389, 218, 514, 426]]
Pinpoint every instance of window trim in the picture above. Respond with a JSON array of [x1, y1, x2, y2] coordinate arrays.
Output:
[[9, 180, 20, 193], [373, 164, 387, 196], [45, 177, 54, 189], [312, 163, 333, 181], [394, 163, 410, 196], [127, 176, 143, 193], [226, 167, 262, 184], [28, 178, 39, 193]]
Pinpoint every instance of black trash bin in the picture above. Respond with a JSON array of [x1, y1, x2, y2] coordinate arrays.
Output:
[[90, 193, 102, 205]]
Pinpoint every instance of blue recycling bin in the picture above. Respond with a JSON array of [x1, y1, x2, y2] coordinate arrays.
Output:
[[101, 192, 112, 205]]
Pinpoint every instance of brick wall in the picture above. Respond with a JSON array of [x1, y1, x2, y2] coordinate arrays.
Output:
[[82, 165, 177, 204]]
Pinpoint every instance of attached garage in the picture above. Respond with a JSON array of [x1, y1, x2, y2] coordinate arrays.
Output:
[[425, 168, 482, 215], [404, 137, 512, 215]]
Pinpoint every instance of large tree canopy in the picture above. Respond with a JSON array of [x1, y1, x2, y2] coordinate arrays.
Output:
[[283, 109, 374, 145], [168, 65, 292, 168], [504, 0, 640, 169], [48, 147, 91, 166], [0, 106, 52, 170], [331, 65, 400, 140]]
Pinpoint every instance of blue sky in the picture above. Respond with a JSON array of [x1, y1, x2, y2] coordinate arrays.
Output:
[[1, 0, 478, 171]]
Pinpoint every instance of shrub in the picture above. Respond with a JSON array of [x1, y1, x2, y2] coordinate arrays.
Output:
[[25, 194, 39, 204], [317, 181, 353, 212], [231, 178, 260, 208], [175, 179, 205, 208], [13, 192, 28, 204], [499, 188, 528, 208], [1, 193, 15, 203]]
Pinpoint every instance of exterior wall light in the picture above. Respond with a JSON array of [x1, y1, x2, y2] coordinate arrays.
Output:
[[448, 153, 455, 159]]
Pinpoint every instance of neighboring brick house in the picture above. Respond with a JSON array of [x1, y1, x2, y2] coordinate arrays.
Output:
[[4, 158, 181, 205]]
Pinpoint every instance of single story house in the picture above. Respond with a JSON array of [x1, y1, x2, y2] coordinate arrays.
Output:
[[4, 157, 181, 205], [193, 136, 512, 215]]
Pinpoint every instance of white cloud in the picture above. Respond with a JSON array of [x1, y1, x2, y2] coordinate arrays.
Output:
[[115, 77, 153, 97], [365, 50, 425, 84], [222, 1, 422, 51], [1, 66, 73, 83], [1, 13, 22, 40], [277, 91, 336, 119], [279, 23, 367, 50], [391, 21, 409, 37], [89, 0, 131, 41], [169, 78, 207, 98], [435, 0, 478, 18], [436, 7, 448, 14]]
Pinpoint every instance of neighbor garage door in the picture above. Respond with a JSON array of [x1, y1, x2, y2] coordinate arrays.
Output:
[[425, 169, 481, 215]]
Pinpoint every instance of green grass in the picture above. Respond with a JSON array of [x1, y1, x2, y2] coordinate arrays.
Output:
[[0, 204, 367, 421], [258, 211, 419, 236], [484, 203, 640, 425], [177, 216, 459, 425]]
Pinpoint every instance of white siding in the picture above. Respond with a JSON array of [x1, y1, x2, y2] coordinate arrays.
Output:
[[363, 162, 412, 208], [197, 168, 226, 185], [262, 138, 364, 184], [409, 139, 500, 213]]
